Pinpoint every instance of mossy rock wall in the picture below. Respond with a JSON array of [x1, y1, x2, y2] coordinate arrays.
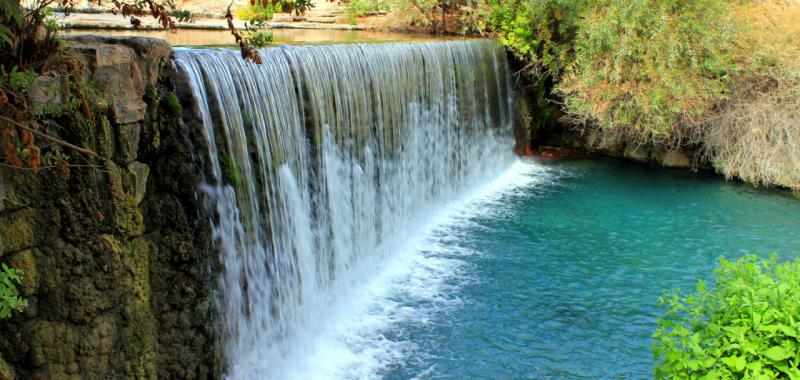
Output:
[[0, 37, 220, 379]]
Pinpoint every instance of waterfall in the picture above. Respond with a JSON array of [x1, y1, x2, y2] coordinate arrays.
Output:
[[175, 40, 517, 378]]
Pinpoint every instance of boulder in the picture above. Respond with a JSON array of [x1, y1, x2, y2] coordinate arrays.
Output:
[[0, 355, 14, 380], [127, 162, 150, 206], [116, 123, 142, 163], [623, 144, 650, 162], [66, 36, 172, 126], [0, 208, 36, 256], [29, 77, 64, 115], [661, 150, 693, 168]]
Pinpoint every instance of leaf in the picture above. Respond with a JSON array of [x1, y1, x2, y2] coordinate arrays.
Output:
[[748, 360, 764, 374], [698, 370, 721, 380], [723, 325, 748, 337], [763, 346, 791, 362], [0, 24, 12, 47], [777, 324, 798, 338], [0, 0, 23, 25], [721, 355, 746, 372]]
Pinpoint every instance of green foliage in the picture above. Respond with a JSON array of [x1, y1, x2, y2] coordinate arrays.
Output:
[[345, 0, 390, 18], [41, 149, 69, 167], [237, 2, 279, 22], [169, 9, 193, 23], [248, 0, 314, 17], [245, 29, 273, 49], [0, 263, 25, 319], [0, 0, 23, 47], [456, 0, 490, 35], [488, 0, 739, 141], [160, 91, 182, 118], [559, 0, 737, 139], [0, 65, 37, 94], [653, 255, 800, 379], [488, 0, 585, 77]]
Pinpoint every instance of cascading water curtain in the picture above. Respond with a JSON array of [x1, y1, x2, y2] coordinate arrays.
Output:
[[175, 40, 516, 378]]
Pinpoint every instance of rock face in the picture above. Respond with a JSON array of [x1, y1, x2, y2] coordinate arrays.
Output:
[[0, 37, 220, 379], [532, 125, 705, 169]]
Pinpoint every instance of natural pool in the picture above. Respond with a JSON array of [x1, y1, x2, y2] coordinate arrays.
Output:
[[371, 158, 800, 379]]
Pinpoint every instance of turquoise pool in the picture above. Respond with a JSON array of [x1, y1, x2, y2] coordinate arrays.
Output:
[[381, 158, 800, 379]]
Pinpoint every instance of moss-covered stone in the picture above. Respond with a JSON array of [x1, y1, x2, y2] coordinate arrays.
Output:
[[8, 250, 38, 296], [96, 114, 115, 160], [127, 162, 150, 206], [26, 320, 79, 378], [119, 237, 158, 380], [115, 123, 142, 164], [161, 91, 183, 119], [0, 208, 36, 256], [623, 144, 650, 163], [105, 161, 145, 238], [0, 354, 15, 380], [0, 36, 219, 380], [662, 150, 692, 168]]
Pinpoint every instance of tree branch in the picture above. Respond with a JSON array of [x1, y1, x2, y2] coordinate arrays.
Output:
[[0, 115, 103, 160]]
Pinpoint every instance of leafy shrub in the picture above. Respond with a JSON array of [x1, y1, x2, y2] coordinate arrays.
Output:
[[0, 0, 23, 48], [490, 0, 800, 190], [344, 0, 390, 18], [490, 0, 737, 141], [390, 0, 439, 27], [653, 256, 800, 379], [244, 30, 274, 48], [487, 0, 584, 78], [384, 0, 482, 33], [0, 65, 36, 94], [237, 2, 279, 22], [0, 263, 25, 319], [557, 0, 737, 141]]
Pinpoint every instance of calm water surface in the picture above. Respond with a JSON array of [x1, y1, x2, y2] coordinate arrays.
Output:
[[382, 158, 800, 379]]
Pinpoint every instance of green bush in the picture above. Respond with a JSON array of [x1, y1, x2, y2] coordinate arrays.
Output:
[[0, 263, 25, 319], [487, 0, 584, 78], [237, 2, 279, 22], [345, 0, 390, 18], [558, 0, 737, 140], [489, 0, 738, 141], [653, 255, 800, 379]]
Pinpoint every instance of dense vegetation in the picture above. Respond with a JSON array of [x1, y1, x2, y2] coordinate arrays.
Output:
[[654, 256, 800, 379], [488, 0, 800, 191], [316, 0, 797, 190]]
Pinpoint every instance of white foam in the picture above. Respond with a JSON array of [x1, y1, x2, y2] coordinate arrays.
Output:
[[227, 160, 552, 380]]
